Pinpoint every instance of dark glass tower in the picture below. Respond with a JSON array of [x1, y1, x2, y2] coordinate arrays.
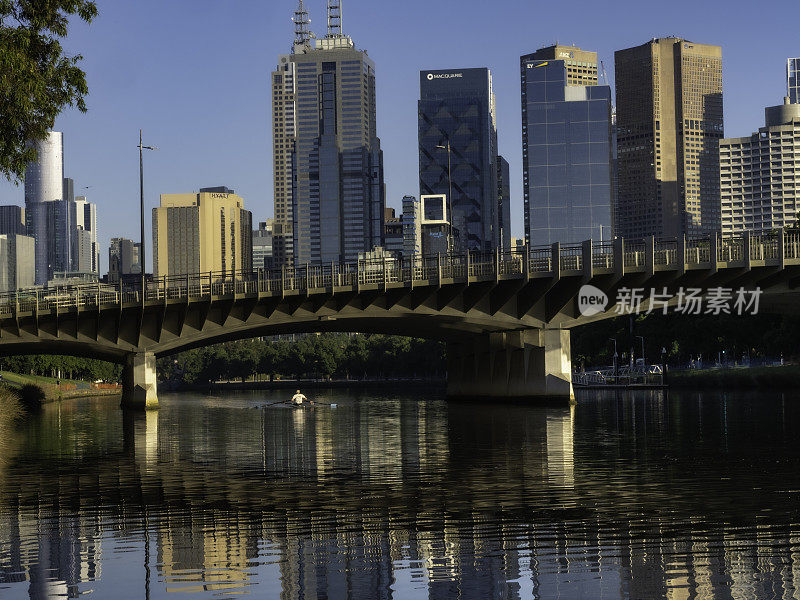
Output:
[[419, 68, 501, 252], [521, 53, 613, 246]]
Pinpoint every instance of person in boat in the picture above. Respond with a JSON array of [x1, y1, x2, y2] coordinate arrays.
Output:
[[290, 390, 311, 405]]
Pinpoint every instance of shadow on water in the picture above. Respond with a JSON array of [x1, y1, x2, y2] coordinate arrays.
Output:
[[2, 388, 800, 598]]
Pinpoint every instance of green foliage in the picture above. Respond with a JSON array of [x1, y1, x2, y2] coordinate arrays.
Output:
[[160, 334, 446, 384], [0, 0, 98, 182], [17, 383, 44, 411], [0, 355, 121, 381]]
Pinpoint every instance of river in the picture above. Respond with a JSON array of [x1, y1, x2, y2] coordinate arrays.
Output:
[[1, 389, 800, 599]]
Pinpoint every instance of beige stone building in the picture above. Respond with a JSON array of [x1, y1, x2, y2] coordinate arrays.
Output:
[[153, 186, 252, 278], [615, 38, 723, 239], [720, 98, 800, 235]]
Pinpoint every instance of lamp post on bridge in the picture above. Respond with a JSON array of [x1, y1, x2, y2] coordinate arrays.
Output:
[[436, 140, 454, 253], [138, 130, 159, 298]]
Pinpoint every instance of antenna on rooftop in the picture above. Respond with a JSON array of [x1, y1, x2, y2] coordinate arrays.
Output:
[[292, 0, 311, 46], [327, 0, 343, 37]]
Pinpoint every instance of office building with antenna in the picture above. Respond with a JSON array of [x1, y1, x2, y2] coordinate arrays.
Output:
[[520, 45, 614, 246], [789, 57, 799, 104], [270, 1, 385, 265]]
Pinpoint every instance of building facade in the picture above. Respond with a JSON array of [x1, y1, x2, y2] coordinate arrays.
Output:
[[720, 98, 800, 235], [253, 220, 275, 270], [72, 196, 99, 273], [521, 45, 613, 246], [496, 156, 511, 249], [383, 207, 404, 255], [0, 205, 25, 235], [153, 187, 253, 278], [789, 58, 799, 104], [402, 195, 421, 257], [272, 2, 384, 265], [615, 38, 724, 239], [0, 234, 35, 292], [419, 67, 501, 252], [108, 237, 141, 283]]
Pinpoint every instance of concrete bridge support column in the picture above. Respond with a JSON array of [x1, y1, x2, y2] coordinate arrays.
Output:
[[121, 351, 159, 410], [446, 329, 574, 402]]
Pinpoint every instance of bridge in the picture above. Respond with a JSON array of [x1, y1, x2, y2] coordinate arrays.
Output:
[[1, 231, 800, 408]]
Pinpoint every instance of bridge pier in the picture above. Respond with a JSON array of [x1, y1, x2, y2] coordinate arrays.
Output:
[[121, 352, 159, 410], [446, 330, 574, 403]]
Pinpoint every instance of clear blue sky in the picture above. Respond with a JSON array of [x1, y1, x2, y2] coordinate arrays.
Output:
[[1, 0, 797, 273]]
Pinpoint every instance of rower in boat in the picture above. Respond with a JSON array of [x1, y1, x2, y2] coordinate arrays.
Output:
[[290, 390, 313, 406]]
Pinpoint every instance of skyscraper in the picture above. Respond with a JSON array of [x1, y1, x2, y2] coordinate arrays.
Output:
[[24, 131, 65, 283], [419, 67, 501, 252], [72, 196, 99, 273], [153, 186, 253, 277], [615, 38, 723, 239], [789, 58, 800, 104], [720, 98, 800, 234], [271, 1, 384, 265], [521, 45, 613, 246]]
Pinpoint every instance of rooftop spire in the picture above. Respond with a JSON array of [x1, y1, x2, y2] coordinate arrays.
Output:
[[292, 0, 311, 46], [326, 0, 342, 37]]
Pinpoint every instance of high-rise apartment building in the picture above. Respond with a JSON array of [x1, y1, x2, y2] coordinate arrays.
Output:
[[271, 1, 384, 265], [521, 45, 613, 246], [108, 237, 141, 283], [0, 205, 25, 235], [0, 234, 35, 292], [419, 67, 502, 252], [615, 38, 724, 239], [153, 186, 253, 277], [720, 98, 800, 234], [789, 58, 800, 104]]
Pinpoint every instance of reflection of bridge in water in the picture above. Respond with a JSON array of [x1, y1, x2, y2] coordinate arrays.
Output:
[[2, 232, 800, 407], [2, 392, 800, 598]]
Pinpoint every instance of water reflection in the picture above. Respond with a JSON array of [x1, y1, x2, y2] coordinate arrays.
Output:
[[0, 390, 799, 598]]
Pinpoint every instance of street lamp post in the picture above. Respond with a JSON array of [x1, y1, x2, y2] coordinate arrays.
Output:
[[635, 335, 646, 367], [138, 130, 158, 298], [436, 141, 454, 253]]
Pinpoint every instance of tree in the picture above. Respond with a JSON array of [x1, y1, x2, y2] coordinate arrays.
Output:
[[0, 0, 98, 182]]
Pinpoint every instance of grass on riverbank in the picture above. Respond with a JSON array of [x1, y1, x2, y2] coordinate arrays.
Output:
[[0, 371, 121, 402], [668, 365, 800, 389], [0, 371, 86, 388]]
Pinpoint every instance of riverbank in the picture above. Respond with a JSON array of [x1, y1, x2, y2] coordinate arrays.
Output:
[[667, 365, 800, 389], [172, 378, 446, 394], [0, 371, 121, 402]]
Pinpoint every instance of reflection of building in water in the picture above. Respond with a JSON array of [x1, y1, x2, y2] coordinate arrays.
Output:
[[546, 405, 575, 487], [7, 394, 800, 599]]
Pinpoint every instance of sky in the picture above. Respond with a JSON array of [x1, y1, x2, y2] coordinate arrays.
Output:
[[1, 0, 797, 273]]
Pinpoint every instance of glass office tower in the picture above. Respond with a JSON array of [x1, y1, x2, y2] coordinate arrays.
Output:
[[521, 57, 613, 246], [789, 58, 800, 104], [419, 68, 501, 252], [272, 3, 384, 265]]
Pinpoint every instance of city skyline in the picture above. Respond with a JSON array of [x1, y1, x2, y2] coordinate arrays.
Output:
[[0, 0, 797, 273]]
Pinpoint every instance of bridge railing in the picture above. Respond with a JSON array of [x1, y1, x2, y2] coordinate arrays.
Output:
[[3, 231, 800, 315]]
